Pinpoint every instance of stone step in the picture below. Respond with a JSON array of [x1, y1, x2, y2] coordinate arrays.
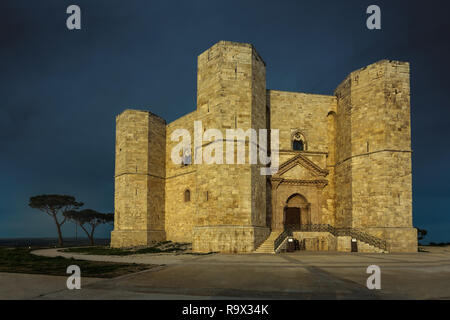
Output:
[[357, 240, 386, 253], [254, 231, 284, 253], [256, 232, 388, 254]]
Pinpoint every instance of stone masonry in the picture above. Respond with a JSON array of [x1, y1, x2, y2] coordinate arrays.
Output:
[[110, 41, 417, 253]]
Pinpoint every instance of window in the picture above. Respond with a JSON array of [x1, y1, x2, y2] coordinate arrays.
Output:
[[293, 139, 304, 151], [184, 189, 190, 202], [292, 131, 306, 151]]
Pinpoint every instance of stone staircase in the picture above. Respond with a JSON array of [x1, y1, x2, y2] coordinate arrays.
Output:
[[254, 230, 285, 254], [294, 224, 388, 253], [357, 240, 387, 253], [253, 225, 388, 254]]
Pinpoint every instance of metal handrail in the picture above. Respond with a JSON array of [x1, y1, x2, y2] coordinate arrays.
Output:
[[283, 224, 387, 251], [274, 229, 292, 251]]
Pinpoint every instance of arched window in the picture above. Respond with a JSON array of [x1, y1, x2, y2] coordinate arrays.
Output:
[[184, 189, 190, 202], [292, 131, 306, 151], [293, 139, 304, 151]]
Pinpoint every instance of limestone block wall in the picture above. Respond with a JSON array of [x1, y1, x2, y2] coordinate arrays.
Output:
[[334, 60, 416, 252], [268, 90, 337, 226], [350, 152, 413, 228], [251, 46, 268, 228], [147, 113, 166, 232], [165, 111, 197, 242], [334, 76, 353, 229], [164, 171, 196, 242], [111, 109, 166, 247], [193, 226, 270, 253], [293, 231, 337, 251], [323, 112, 337, 226], [268, 90, 336, 153], [337, 236, 352, 252], [192, 41, 269, 252]]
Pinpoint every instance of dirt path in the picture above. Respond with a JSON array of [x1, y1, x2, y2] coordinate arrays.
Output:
[[31, 248, 208, 265]]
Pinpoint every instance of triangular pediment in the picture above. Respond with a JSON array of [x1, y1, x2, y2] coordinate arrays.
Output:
[[273, 153, 328, 180], [280, 163, 316, 179]]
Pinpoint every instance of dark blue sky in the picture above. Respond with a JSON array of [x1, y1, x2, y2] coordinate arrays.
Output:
[[1, 0, 449, 243]]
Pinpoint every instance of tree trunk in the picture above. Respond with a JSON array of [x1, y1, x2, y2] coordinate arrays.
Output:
[[53, 215, 64, 247], [80, 224, 94, 246], [89, 225, 96, 246]]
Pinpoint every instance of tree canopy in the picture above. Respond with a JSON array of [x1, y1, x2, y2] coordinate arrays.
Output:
[[29, 194, 84, 246], [29, 195, 84, 213], [64, 209, 113, 245]]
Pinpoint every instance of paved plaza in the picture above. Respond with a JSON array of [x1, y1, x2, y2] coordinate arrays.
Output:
[[1, 246, 449, 300]]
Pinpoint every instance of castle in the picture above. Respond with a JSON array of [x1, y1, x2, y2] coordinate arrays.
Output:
[[110, 41, 417, 253]]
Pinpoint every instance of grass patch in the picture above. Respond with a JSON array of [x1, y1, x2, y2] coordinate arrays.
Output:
[[61, 241, 191, 256], [0, 247, 152, 278]]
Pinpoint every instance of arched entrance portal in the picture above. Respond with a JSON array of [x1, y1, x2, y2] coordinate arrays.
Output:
[[283, 194, 310, 231]]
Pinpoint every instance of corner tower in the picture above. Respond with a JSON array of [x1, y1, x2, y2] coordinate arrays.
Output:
[[192, 41, 269, 252], [111, 109, 166, 247], [334, 60, 417, 252]]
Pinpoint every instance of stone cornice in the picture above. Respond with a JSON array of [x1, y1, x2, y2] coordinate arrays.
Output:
[[271, 177, 328, 188], [279, 150, 328, 155]]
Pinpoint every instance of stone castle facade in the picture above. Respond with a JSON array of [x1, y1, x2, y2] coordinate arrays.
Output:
[[111, 41, 417, 253]]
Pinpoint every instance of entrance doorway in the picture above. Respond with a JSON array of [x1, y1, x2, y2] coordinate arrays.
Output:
[[284, 207, 301, 231], [282, 193, 310, 231], [351, 239, 358, 252]]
